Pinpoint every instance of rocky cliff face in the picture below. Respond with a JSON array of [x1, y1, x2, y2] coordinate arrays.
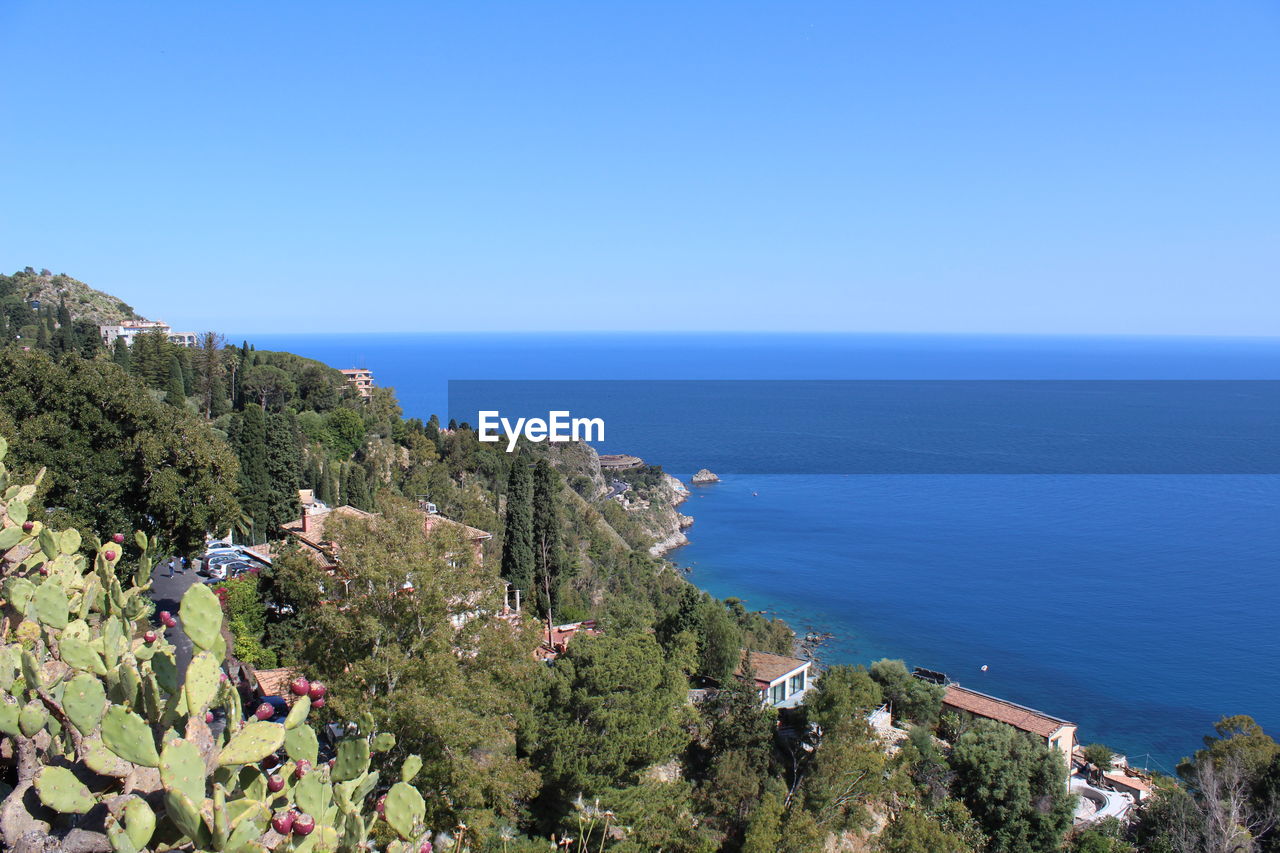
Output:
[[538, 441, 693, 558]]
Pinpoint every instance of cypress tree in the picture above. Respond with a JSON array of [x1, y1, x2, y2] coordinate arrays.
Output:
[[531, 458, 564, 617], [264, 412, 302, 531], [36, 320, 48, 349], [340, 462, 371, 510], [180, 349, 195, 396], [54, 297, 74, 352], [237, 405, 270, 542], [499, 458, 535, 595], [317, 460, 336, 506], [165, 354, 186, 406]]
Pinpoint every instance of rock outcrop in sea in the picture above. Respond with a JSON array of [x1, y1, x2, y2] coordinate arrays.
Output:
[[692, 468, 720, 484]]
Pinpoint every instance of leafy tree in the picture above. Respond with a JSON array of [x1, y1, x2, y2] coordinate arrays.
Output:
[[324, 408, 366, 457], [531, 632, 688, 797], [698, 598, 743, 683], [869, 659, 944, 726], [1082, 743, 1115, 772], [805, 664, 884, 733], [500, 456, 535, 595], [949, 718, 1074, 853], [1069, 817, 1136, 853], [273, 497, 540, 830], [879, 808, 979, 853], [0, 348, 239, 554], [741, 788, 785, 853]]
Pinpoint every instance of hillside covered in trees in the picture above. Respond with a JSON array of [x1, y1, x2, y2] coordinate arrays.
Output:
[[3, 268, 1280, 852]]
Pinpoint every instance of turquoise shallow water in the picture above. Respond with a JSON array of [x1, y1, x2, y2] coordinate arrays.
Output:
[[243, 332, 1280, 771]]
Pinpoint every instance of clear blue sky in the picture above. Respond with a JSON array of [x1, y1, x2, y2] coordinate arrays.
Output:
[[1, 2, 1277, 335]]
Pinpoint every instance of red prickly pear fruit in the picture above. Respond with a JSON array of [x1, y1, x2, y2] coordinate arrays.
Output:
[[255, 703, 275, 721], [419, 842, 433, 853], [22, 521, 34, 533], [262, 754, 281, 770], [271, 811, 295, 834], [308, 681, 327, 700], [375, 794, 386, 815], [205, 711, 214, 724], [294, 759, 311, 778], [292, 812, 315, 836], [111, 533, 126, 544], [312, 696, 326, 709], [38, 566, 49, 576], [267, 774, 285, 793], [143, 631, 157, 643], [104, 550, 117, 561], [289, 676, 310, 696]]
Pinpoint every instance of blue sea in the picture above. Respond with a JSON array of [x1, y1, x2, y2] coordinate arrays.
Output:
[[244, 332, 1280, 772]]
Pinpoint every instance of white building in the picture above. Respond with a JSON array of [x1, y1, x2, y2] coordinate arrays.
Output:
[[99, 321, 199, 348], [737, 649, 815, 709]]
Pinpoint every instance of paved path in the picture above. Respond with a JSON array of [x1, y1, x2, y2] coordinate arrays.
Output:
[[148, 558, 202, 674]]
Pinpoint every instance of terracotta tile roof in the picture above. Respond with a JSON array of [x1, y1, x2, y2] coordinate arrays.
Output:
[[420, 512, 491, 542], [252, 667, 302, 704], [736, 650, 810, 686], [1104, 770, 1153, 795], [280, 506, 374, 548], [943, 684, 1074, 739]]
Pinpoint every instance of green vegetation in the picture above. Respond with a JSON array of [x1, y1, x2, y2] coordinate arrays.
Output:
[[4, 267, 1280, 851]]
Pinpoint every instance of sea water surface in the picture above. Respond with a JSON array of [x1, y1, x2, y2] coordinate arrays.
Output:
[[244, 332, 1280, 771]]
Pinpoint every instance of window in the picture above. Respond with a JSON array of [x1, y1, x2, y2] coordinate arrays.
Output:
[[789, 670, 806, 695], [771, 682, 786, 705]]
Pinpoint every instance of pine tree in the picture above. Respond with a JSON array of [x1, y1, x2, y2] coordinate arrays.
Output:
[[165, 354, 186, 406], [531, 458, 564, 618], [499, 458, 535, 595]]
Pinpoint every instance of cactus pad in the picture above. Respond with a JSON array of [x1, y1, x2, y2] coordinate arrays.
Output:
[[284, 693, 310, 729], [284, 721, 319, 765], [161, 737, 206, 803], [382, 781, 426, 840], [401, 754, 422, 783], [101, 705, 160, 767], [33, 580, 69, 629], [179, 583, 223, 652], [184, 651, 221, 714], [331, 738, 370, 782], [122, 795, 157, 850], [217, 720, 286, 767], [35, 766, 97, 814], [63, 672, 107, 734]]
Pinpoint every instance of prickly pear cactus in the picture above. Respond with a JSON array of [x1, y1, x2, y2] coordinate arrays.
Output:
[[0, 440, 433, 853]]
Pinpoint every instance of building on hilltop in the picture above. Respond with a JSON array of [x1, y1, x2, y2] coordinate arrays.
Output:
[[942, 683, 1078, 770], [339, 368, 374, 399], [737, 649, 815, 708], [99, 321, 199, 348]]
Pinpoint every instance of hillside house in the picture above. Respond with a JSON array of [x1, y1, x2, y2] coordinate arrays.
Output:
[[99, 321, 198, 347], [737, 650, 814, 709], [339, 368, 374, 399], [942, 684, 1077, 770]]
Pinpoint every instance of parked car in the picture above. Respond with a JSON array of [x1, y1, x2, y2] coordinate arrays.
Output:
[[223, 561, 254, 577]]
